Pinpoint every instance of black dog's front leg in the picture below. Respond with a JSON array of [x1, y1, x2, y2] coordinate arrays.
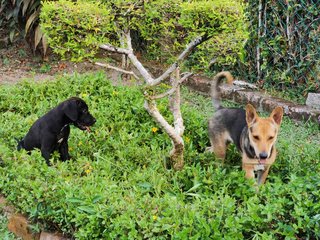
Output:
[[59, 141, 70, 161], [41, 138, 56, 166], [59, 126, 70, 161], [41, 148, 53, 166]]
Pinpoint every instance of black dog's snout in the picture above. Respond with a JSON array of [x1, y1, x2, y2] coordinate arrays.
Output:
[[259, 152, 268, 159], [88, 116, 96, 126]]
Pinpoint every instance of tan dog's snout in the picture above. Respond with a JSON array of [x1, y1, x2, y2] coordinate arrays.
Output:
[[259, 152, 268, 159]]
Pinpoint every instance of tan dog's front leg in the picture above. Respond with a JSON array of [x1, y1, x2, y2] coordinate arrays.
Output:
[[242, 163, 255, 180], [258, 166, 270, 185]]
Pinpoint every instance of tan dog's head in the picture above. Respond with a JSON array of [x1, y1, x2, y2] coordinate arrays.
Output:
[[245, 104, 283, 162]]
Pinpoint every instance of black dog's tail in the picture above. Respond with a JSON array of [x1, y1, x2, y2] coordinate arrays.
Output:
[[210, 71, 234, 110], [15, 138, 25, 151]]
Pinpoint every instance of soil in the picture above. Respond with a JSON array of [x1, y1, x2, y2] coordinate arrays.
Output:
[[0, 38, 123, 85]]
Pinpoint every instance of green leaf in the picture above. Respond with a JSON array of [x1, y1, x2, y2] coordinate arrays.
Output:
[[77, 205, 96, 214], [25, 10, 39, 36]]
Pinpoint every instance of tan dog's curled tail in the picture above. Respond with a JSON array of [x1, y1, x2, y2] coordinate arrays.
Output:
[[211, 71, 234, 110]]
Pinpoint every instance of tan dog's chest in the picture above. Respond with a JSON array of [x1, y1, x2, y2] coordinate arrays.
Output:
[[241, 148, 277, 185]]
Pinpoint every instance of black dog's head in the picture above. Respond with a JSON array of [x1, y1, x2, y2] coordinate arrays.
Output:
[[62, 97, 96, 131]]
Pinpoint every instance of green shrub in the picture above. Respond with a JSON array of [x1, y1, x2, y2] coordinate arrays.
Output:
[[0, 73, 319, 238], [40, 0, 115, 62], [40, 0, 246, 71]]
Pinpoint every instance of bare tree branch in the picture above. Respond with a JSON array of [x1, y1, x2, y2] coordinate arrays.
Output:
[[144, 100, 184, 146], [126, 49, 154, 83], [95, 62, 139, 80], [180, 72, 194, 83], [126, 52, 154, 84], [169, 68, 184, 136], [125, 30, 133, 51], [100, 40, 154, 83], [149, 72, 193, 100], [100, 43, 130, 55], [100, 33, 208, 86], [152, 34, 209, 86]]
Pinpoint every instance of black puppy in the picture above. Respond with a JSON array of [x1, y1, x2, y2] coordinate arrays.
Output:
[[17, 97, 96, 165]]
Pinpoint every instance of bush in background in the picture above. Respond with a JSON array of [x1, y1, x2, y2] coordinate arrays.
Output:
[[40, 0, 115, 62], [40, 0, 246, 71]]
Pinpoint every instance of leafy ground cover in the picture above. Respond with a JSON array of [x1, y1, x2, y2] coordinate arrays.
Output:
[[0, 72, 319, 239]]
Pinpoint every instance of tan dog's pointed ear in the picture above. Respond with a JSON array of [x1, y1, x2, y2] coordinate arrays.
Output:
[[246, 104, 258, 125], [271, 106, 283, 125]]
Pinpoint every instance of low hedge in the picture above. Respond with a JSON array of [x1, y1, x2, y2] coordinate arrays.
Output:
[[0, 72, 319, 239], [40, 0, 246, 71]]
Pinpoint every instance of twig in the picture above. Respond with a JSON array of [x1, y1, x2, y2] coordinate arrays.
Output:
[[123, 31, 155, 84], [95, 62, 140, 80], [152, 35, 209, 86], [99, 43, 130, 55], [149, 72, 193, 100]]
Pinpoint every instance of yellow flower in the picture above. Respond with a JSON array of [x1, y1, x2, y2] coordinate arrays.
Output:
[[84, 162, 93, 174], [152, 127, 158, 133], [78, 141, 83, 146], [152, 215, 158, 221], [185, 136, 190, 144], [112, 91, 119, 96], [81, 93, 88, 98]]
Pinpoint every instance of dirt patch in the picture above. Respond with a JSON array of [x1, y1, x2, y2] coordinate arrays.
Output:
[[0, 38, 121, 85]]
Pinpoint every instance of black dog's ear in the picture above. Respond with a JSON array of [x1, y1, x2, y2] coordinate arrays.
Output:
[[62, 99, 78, 121]]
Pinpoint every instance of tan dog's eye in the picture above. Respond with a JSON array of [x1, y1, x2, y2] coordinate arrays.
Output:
[[268, 136, 274, 140], [253, 135, 260, 140]]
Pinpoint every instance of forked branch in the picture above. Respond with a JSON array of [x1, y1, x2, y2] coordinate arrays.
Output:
[[99, 32, 208, 86], [99, 31, 210, 170]]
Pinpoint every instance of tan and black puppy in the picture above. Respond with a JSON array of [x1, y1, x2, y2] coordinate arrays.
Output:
[[208, 72, 283, 185]]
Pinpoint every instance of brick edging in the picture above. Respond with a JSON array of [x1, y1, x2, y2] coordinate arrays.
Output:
[[185, 75, 320, 123]]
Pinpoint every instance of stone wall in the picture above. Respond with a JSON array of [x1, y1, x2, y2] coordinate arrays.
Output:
[[185, 75, 320, 123]]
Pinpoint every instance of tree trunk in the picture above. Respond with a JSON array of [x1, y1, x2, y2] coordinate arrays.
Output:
[[144, 99, 184, 170]]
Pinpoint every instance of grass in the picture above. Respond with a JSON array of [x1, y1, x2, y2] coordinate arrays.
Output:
[[0, 72, 319, 239]]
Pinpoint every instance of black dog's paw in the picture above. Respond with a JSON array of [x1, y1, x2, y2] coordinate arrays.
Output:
[[45, 160, 53, 166]]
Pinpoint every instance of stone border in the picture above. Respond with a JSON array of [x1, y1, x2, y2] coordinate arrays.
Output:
[[185, 75, 320, 123], [0, 195, 70, 240]]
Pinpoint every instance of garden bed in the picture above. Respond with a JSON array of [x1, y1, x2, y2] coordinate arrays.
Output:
[[0, 73, 319, 239]]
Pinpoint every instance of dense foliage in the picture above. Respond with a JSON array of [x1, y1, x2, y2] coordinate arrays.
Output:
[[40, 0, 115, 62], [0, 0, 47, 54], [0, 73, 319, 239], [242, 0, 320, 93], [40, 0, 246, 70]]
